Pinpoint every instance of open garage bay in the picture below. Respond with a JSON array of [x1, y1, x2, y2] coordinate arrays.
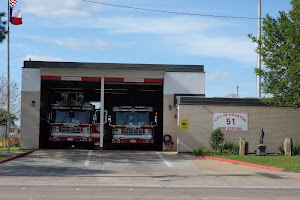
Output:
[[40, 79, 163, 150]]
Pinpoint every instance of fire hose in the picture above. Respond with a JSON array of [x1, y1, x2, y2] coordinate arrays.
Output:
[[163, 134, 174, 145]]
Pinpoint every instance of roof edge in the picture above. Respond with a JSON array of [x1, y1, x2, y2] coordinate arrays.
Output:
[[23, 61, 204, 72], [177, 97, 267, 106]]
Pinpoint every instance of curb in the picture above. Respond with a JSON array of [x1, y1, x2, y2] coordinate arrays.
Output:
[[192, 155, 283, 172], [0, 149, 37, 164]]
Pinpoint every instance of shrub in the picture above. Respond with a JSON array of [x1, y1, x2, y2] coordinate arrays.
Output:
[[222, 142, 239, 155], [196, 149, 203, 154], [293, 144, 300, 156], [277, 144, 300, 155], [214, 149, 221, 155], [223, 142, 234, 150], [278, 144, 284, 154], [193, 148, 210, 155], [193, 149, 201, 155], [222, 149, 230, 154], [231, 143, 240, 155], [209, 127, 224, 150]]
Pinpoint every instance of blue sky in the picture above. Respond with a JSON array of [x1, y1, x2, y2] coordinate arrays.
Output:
[[0, 0, 293, 98]]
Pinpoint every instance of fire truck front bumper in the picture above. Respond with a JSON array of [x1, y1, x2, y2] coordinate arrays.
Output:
[[49, 136, 92, 142], [112, 138, 154, 144]]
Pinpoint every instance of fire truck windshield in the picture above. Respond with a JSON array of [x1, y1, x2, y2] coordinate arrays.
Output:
[[54, 110, 91, 124], [115, 111, 151, 126]]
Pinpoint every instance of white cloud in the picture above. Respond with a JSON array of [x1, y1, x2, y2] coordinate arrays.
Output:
[[23, 0, 101, 18], [28, 36, 110, 51], [170, 34, 257, 64], [96, 40, 110, 49], [23, 9, 256, 64], [23, 55, 65, 62], [117, 43, 129, 48], [82, 16, 256, 64], [206, 71, 232, 82], [85, 16, 232, 34], [59, 38, 110, 50]]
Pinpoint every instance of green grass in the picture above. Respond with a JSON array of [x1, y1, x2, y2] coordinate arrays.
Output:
[[0, 147, 32, 153], [211, 155, 300, 173], [0, 147, 33, 161], [0, 155, 10, 160]]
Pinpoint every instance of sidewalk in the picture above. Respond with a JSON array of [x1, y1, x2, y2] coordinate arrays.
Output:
[[180, 153, 283, 173]]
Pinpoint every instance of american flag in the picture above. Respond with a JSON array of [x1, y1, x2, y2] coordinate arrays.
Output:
[[9, 0, 18, 9]]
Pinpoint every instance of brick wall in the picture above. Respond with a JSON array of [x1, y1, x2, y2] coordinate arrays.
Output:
[[177, 105, 300, 153]]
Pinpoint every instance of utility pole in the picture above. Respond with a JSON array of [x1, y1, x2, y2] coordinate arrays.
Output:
[[7, 0, 11, 153], [257, 0, 262, 98]]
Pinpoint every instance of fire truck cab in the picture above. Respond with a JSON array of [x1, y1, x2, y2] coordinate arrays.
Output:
[[47, 93, 107, 148], [108, 106, 157, 144]]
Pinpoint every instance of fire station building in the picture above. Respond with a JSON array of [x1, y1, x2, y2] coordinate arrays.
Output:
[[21, 61, 300, 152]]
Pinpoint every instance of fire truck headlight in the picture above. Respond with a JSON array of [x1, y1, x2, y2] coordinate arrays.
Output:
[[52, 126, 59, 133], [82, 127, 90, 133], [144, 129, 152, 134], [113, 129, 122, 134]]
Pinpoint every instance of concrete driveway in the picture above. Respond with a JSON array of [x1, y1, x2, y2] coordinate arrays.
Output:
[[0, 149, 299, 199]]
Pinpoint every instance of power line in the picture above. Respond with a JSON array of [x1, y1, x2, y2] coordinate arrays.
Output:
[[10, 42, 26, 58], [81, 0, 264, 20]]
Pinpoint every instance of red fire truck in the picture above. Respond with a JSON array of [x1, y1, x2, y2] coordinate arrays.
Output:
[[108, 106, 157, 144], [48, 93, 107, 148]]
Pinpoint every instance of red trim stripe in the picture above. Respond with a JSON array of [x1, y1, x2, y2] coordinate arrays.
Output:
[[42, 76, 163, 83], [41, 76, 100, 82], [104, 78, 124, 82], [105, 78, 163, 83], [144, 78, 163, 83], [82, 77, 101, 82], [41, 76, 61, 80]]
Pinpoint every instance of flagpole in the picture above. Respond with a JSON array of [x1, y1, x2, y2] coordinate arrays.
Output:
[[7, 0, 11, 153]]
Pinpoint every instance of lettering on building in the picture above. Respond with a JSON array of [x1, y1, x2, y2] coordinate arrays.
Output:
[[213, 113, 248, 131]]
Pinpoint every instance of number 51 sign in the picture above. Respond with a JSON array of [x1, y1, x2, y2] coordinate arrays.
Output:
[[213, 113, 248, 131]]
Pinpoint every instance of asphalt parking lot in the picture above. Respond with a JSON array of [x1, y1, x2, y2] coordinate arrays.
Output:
[[0, 149, 300, 199]]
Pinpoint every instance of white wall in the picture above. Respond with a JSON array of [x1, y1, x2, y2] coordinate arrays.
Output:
[[21, 68, 41, 149], [164, 72, 205, 95], [163, 72, 205, 151], [22, 68, 41, 92]]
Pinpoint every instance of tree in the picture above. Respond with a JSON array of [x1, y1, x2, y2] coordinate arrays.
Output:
[[0, 110, 18, 126], [0, 75, 21, 125], [209, 127, 224, 150], [0, 12, 7, 43], [249, 0, 300, 107]]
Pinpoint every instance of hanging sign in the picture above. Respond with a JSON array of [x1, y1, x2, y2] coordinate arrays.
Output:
[[180, 119, 189, 130], [124, 78, 144, 83], [213, 113, 248, 131], [61, 76, 82, 81]]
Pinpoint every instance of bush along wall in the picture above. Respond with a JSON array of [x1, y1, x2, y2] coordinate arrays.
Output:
[[193, 128, 240, 156]]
